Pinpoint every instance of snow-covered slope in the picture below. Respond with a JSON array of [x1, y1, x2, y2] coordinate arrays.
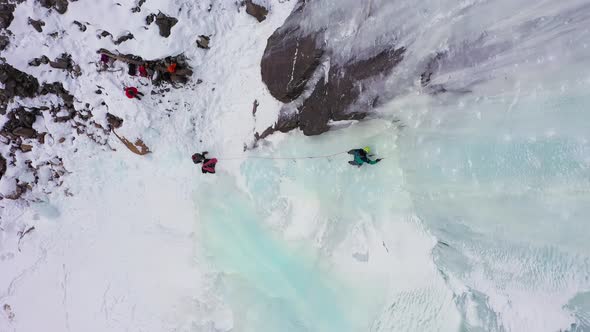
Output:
[[1, 0, 589, 331], [1, 0, 297, 330]]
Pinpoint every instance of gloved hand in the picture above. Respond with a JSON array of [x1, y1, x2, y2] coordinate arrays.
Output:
[[375, 158, 383, 163]]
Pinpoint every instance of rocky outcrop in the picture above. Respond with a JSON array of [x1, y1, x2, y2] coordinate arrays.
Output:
[[259, 0, 406, 137], [37, 0, 69, 14], [114, 32, 134, 45], [0, 3, 15, 52], [244, 0, 268, 22], [29, 53, 81, 76], [2, 107, 40, 139], [0, 61, 116, 200], [0, 63, 40, 114], [0, 3, 16, 29]]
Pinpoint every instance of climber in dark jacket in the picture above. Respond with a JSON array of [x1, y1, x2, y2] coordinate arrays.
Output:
[[192, 152, 218, 174], [348, 147, 382, 167], [128, 63, 137, 76]]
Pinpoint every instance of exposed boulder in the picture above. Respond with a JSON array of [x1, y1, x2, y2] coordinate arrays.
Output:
[[12, 127, 37, 138], [72, 20, 87, 32], [55, 0, 68, 13], [20, 144, 33, 152], [244, 0, 268, 22], [196, 35, 210, 49], [28, 18, 45, 32], [146, 12, 178, 38]]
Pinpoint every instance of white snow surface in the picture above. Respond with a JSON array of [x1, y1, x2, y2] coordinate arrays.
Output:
[[0, 0, 589, 331]]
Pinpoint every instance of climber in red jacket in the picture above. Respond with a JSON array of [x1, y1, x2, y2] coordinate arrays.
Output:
[[192, 152, 218, 174], [124, 87, 144, 100]]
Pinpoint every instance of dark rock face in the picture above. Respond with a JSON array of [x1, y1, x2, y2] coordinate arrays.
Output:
[[261, 27, 323, 103], [259, 1, 406, 137], [0, 63, 40, 114], [298, 48, 405, 135], [28, 18, 45, 32], [244, 0, 268, 22], [0, 3, 16, 29]]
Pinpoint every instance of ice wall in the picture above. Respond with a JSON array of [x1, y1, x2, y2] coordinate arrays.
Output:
[[291, 0, 590, 329], [384, 21, 590, 332], [196, 121, 461, 331]]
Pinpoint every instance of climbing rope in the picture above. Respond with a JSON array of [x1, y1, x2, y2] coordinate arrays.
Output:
[[217, 151, 350, 161]]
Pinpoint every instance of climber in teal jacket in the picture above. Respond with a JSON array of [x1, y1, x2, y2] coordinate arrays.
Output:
[[348, 147, 382, 167]]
